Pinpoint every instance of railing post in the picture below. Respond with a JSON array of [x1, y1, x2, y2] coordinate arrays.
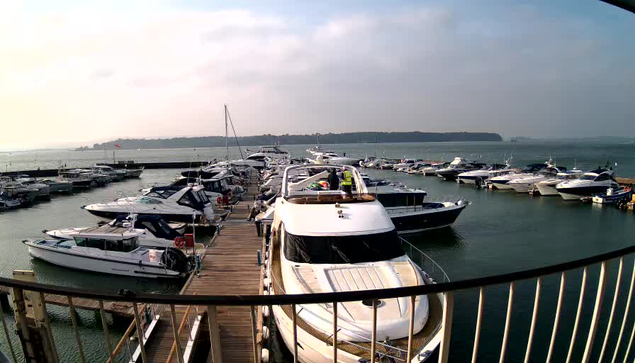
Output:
[[407, 295, 416, 363], [471, 287, 485, 363], [67, 297, 86, 363], [132, 302, 148, 363], [38, 292, 60, 363], [292, 304, 298, 363], [546, 272, 566, 363], [566, 266, 589, 363], [599, 258, 623, 362], [371, 299, 377, 363], [439, 292, 454, 363], [169, 304, 184, 363], [250, 306, 259, 363], [612, 260, 635, 363], [582, 261, 609, 363], [524, 277, 542, 363], [98, 300, 116, 363], [207, 305, 223, 363], [332, 302, 338, 363], [499, 282, 515, 363], [0, 296, 17, 363]]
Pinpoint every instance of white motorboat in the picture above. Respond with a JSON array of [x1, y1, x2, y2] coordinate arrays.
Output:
[[83, 185, 215, 223], [268, 164, 445, 363], [457, 163, 510, 185], [23, 235, 193, 278], [245, 145, 290, 161], [0, 194, 25, 211], [556, 169, 620, 201], [419, 162, 449, 176], [436, 158, 486, 181], [535, 169, 584, 196], [13, 176, 51, 200], [59, 169, 97, 188], [45, 214, 187, 249], [508, 166, 566, 193], [488, 163, 547, 190], [392, 158, 418, 170], [309, 152, 360, 166], [93, 165, 127, 181]]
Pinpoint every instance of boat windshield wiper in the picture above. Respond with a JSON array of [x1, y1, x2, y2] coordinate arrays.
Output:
[[330, 244, 350, 263]]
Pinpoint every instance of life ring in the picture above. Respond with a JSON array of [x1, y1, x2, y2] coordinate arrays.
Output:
[[174, 237, 185, 248], [216, 196, 223, 206]]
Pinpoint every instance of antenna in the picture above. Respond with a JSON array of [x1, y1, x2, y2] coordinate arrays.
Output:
[[224, 104, 229, 161]]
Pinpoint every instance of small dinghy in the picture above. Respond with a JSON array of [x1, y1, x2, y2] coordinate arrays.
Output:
[[592, 187, 632, 204]]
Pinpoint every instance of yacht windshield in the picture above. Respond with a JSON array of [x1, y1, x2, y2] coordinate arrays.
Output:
[[284, 230, 404, 264], [580, 174, 597, 181]]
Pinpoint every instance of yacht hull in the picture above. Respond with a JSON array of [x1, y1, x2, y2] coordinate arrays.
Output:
[[490, 181, 514, 190], [25, 243, 182, 278], [387, 203, 467, 234], [509, 183, 534, 193], [535, 183, 559, 196], [557, 186, 613, 201], [84, 209, 204, 223]]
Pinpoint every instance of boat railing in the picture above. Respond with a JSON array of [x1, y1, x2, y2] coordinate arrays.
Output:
[[3, 236, 635, 362], [400, 237, 450, 284]]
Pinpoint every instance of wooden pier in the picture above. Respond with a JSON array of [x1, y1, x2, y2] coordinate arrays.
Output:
[[114, 181, 266, 363], [0, 285, 138, 317]]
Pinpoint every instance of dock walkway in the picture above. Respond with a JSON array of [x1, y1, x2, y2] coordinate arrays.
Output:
[[141, 186, 264, 363]]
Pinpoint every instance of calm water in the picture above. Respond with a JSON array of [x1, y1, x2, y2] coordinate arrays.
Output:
[[1, 141, 635, 361]]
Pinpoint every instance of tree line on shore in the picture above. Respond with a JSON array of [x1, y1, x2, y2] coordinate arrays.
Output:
[[85, 131, 503, 150]]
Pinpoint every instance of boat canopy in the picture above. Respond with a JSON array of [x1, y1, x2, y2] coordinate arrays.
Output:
[[283, 230, 403, 264]]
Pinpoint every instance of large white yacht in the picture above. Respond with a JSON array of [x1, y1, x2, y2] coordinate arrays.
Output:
[[83, 185, 215, 223], [535, 169, 584, 196], [269, 165, 445, 362], [309, 152, 360, 166], [556, 169, 619, 200], [457, 163, 510, 185], [508, 166, 566, 193], [488, 163, 547, 190]]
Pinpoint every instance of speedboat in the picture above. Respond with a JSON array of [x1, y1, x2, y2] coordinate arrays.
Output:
[[245, 145, 290, 161], [436, 158, 486, 181], [535, 169, 584, 196], [489, 163, 547, 190], [508, 166, 566, 193], [93, 165, 127, 182], [59, 169, 96, 189], [392, 158, 418, 171], [83, 185, 215, 223], [372, 187, 469, 234], [309, 152, 360, 166], [23, 236, 193, 278], [457, 163, 509, 185], [40, 179, 73, 194], [556, 169, 619, 201], [44, 214, 187, 249], [0, 193, 25, 211], [12, 177, 51, 200], [268, 164, 445, 362], [419, 162, 449, 176]]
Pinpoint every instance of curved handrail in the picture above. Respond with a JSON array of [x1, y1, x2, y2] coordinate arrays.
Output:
[[5, 243, 635, 306]]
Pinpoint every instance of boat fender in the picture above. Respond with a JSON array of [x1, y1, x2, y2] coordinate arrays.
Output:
[[262, 306, 270, 317], [174, 237, 186, 249], [262, 326, 270, 340], [261, 348, 270, 363], [263, 278, 270, 288], [216, 196, 223, 206]]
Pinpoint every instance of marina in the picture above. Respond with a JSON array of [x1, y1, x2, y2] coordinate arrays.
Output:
[[0, 141, 634, 362]]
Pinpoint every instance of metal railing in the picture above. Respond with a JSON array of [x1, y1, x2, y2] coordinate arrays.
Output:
[[1, 240, 635, 362]]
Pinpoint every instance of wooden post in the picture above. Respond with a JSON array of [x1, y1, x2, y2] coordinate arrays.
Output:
[[207, 306, 223, 363]]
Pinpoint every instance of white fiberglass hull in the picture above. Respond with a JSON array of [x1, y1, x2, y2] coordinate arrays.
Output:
[[509, 182, 534, 193], [272, 290, 442, 363], [25, 243, 181, 278], [535, 183, 559, 196]]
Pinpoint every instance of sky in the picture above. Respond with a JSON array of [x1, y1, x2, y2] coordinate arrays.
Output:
[[1, 0, 634, 150]]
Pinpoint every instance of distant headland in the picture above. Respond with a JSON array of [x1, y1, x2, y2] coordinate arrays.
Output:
[[80, 131, 503, 150]]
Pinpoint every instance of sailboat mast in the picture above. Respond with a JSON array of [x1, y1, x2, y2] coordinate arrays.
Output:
[[224, 104, 229, 160]]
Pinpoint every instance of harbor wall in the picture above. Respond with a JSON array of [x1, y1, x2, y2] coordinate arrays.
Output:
[[0, 161, 209, 178]]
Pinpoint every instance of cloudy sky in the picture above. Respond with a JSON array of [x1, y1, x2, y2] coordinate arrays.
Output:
[[1, 0, 634, 150]]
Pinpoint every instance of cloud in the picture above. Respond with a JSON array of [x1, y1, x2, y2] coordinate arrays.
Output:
[[0, 3, 634, 149]]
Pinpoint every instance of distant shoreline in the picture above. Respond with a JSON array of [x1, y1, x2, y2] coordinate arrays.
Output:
[[79, 131, 503, 150]]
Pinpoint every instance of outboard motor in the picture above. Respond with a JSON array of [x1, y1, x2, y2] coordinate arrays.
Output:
[[160, 247, 193, 274]]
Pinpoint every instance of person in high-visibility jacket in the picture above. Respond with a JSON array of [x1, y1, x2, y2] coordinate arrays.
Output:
[[341, 166, 353, 196]]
